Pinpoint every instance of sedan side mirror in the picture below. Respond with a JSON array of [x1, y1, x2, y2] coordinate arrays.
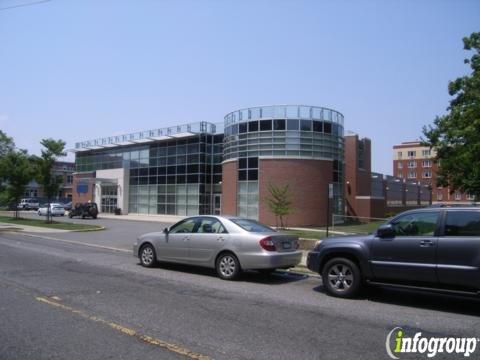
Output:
[[163, 227, 169, 234], [376, 224, 395, 238]]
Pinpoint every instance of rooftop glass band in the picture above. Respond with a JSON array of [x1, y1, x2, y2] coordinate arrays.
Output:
[[74, 121, 216, 151], [224, 105, 344, 126]]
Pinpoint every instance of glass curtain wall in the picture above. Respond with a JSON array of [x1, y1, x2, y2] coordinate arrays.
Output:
[[75, 134, 223, 216]]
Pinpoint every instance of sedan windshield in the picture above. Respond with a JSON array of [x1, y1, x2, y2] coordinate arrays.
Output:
[[231, 218, 275, 233]]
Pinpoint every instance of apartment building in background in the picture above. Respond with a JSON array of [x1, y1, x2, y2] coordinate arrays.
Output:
[[393, 141, 476, 204], [24, 161, 75, 201]]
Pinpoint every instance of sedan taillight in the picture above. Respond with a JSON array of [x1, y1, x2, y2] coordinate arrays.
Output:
[[259, 236, 276, 251]]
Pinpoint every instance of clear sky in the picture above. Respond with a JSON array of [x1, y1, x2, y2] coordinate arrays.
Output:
[[0, 0, 478, 174]]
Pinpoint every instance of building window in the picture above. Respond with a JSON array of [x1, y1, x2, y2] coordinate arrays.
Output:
[[408, 151, 416, 158], [437, 192, 443, 201], [397, 173, 403, 178], [423, 171, 431, 179], [397, 151, 402, 159], [273, 119, 285, 131], [238, 157, 258, 181], [248, 121, 258, 132], [422, 149, 431, 157], [259, 120, 272, 131], [455, 192, 462, 200], [358, 142, 365, 170], [67, 175, 73, 184], [422, 160, 432, 168], [466, 194, 476, 201], [397, 162, 403, 169], [237, 157, 259, 220], [407, 161, 416, 168], [408, 172, 416, 179]]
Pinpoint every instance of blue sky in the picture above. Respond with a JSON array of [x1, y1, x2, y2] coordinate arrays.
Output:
[[0, 0, 478, 174]]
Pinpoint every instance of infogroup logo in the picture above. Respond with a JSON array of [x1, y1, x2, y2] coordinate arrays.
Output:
[[385, 327, 479, 359]]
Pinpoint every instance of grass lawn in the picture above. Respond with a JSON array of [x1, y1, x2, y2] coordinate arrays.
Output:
[[0, 216, 104, 231], [331, 220, 386, 235], [280, 229, 326, 240]]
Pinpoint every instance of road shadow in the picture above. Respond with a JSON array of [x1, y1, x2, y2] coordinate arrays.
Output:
[[137, 261, 308, 285], [312, 282, 480, 316]]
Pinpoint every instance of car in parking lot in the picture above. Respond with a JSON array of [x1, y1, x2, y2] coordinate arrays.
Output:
[[134, 216, 302, 280], [37, 203, 65, 216], [18, 198, 40, 210], [307, 207, 480, 298], [68, 202, 98, 219]]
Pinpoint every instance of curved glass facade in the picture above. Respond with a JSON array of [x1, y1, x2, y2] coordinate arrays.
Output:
[[224, 105, 345, 216], [223, 105, 344, 161]]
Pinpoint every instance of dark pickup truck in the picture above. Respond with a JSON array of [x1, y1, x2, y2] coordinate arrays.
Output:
[[307, 207, 480, 298]]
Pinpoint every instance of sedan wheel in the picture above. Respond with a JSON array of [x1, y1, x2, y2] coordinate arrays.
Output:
[[322, 258, 361, 298], [140, 244, 157, 268], [216, 253, 240, 280]]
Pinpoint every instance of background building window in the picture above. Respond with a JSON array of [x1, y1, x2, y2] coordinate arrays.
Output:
[[422, 160, 432, 167], [455, 192, 462, 200], [437, 192, 443, 201], [408, 172, 416, 179], [422, 149, 431, 157], [397, 151, 402, 159], [408, 161, 416, 168], [237, 157, 259, 220], [423, 171, 431, 178], [408, 151, 416, 157], [397, 162, 403, 169]]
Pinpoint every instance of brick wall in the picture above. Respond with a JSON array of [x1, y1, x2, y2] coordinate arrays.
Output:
[[258, 158, 333, 227], [72, 172, 95, 205], [221, 161, 238, 216]]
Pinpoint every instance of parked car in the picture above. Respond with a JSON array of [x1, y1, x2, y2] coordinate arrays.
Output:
[[38, 204, 65, 216], [68, 202, 98, 219], [62, 201, 72, 211], [307, 207, 480, 298], [134, 216, 302, 280], [18, 198, 40, 210]]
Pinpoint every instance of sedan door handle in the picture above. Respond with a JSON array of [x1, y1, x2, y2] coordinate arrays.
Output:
[[217, 237, 224, 242], [420, 240, 434, 247], [183, 236, 190, 242]]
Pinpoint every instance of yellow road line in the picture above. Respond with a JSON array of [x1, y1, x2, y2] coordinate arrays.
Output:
[[35, 296, 212, 360]]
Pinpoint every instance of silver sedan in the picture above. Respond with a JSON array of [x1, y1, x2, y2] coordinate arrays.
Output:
[[133, 216, 302, 280]]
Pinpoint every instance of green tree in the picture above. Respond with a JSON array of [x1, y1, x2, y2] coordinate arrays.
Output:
[[33, 139, 66, 222], [0, 130, 15, 158], [0, 150, 34, 219], [422, 32, 480, 198], [265, 183, 293, 228], [0, 130, 16, 199]]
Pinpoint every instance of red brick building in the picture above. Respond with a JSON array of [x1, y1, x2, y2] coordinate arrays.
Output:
[[393, 141, 475, 204]]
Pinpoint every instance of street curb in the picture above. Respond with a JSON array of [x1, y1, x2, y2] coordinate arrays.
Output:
[[0, 221, 105, 233], [277, 267, 320, 278], [0, 227, 21, 232], [69, 226, 106, 232]]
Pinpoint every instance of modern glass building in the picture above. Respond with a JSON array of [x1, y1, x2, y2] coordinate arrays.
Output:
[[72, 105, 345, 226], [74, 122, 223, 216]]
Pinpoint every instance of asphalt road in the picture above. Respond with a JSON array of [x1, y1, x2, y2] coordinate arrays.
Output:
[[10, 211, 173, 250], [0, 225, 479, 360]]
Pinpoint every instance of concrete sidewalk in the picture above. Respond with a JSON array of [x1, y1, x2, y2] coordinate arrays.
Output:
[[88, 212, 183, 224], [0, 222, 70, 233]]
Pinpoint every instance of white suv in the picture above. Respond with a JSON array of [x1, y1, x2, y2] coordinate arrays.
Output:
[[19, 198, 40, 210]]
